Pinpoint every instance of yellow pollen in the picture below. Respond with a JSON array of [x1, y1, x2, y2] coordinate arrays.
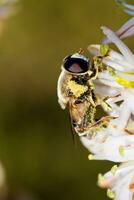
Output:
[[115, 76, 134, 88], [88, 154, 94, 160], [111, 165, 118, 175], [107, 189, 115, 199], [68, 80, 87, 97], [122, 71, 134, 75], [119, 145, 125, 157]]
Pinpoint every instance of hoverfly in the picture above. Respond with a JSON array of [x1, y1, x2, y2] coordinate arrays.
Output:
[[57, 49, 113, 136]]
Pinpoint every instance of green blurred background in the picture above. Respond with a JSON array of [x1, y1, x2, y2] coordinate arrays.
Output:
[[0, 0, 133, 199]]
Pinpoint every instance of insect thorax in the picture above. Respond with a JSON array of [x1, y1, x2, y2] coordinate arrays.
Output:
[[65, 72, 99, 134]]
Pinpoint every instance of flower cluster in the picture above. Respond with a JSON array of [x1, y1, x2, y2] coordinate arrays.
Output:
[[80, 3, 134, 199]]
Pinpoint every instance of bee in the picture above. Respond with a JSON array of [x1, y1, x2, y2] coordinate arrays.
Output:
[[57, 49, 112, 136]]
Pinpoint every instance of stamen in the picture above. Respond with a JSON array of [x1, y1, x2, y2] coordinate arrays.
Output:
[[119, 145, 125, 157], [107, 189, 115, 199], [111, 165, 118, 175]]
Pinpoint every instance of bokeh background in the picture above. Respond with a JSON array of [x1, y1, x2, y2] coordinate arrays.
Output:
[[0, 0, 133, 199]]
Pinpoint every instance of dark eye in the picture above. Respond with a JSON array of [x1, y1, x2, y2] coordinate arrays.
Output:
[[63, 55, 89, 74]]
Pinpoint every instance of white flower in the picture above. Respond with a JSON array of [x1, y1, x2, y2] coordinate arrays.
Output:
[[88, 26, 134, 133], [98, 162, 134, 200], [83, 24, 134, 200], [81, 126, 134, 162]]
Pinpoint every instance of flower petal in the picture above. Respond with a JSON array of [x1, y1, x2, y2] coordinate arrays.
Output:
[[88, 44, 125, 61], [81, 131, 134, 162], [101, 26, 134, 65], [94, 80, 121, 97], [103, 18, 134, 43], [103, 57, 130, 71]]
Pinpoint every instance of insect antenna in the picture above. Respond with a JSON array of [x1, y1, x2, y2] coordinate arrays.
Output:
[[78, 48, 84, 55]]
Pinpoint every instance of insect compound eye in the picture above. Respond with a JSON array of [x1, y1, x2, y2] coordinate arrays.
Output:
[[63, 54, 90, 74]]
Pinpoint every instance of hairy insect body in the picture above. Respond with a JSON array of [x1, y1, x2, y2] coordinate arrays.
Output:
[[57, 52, 111, 136], [68, 74, 98, 132]]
